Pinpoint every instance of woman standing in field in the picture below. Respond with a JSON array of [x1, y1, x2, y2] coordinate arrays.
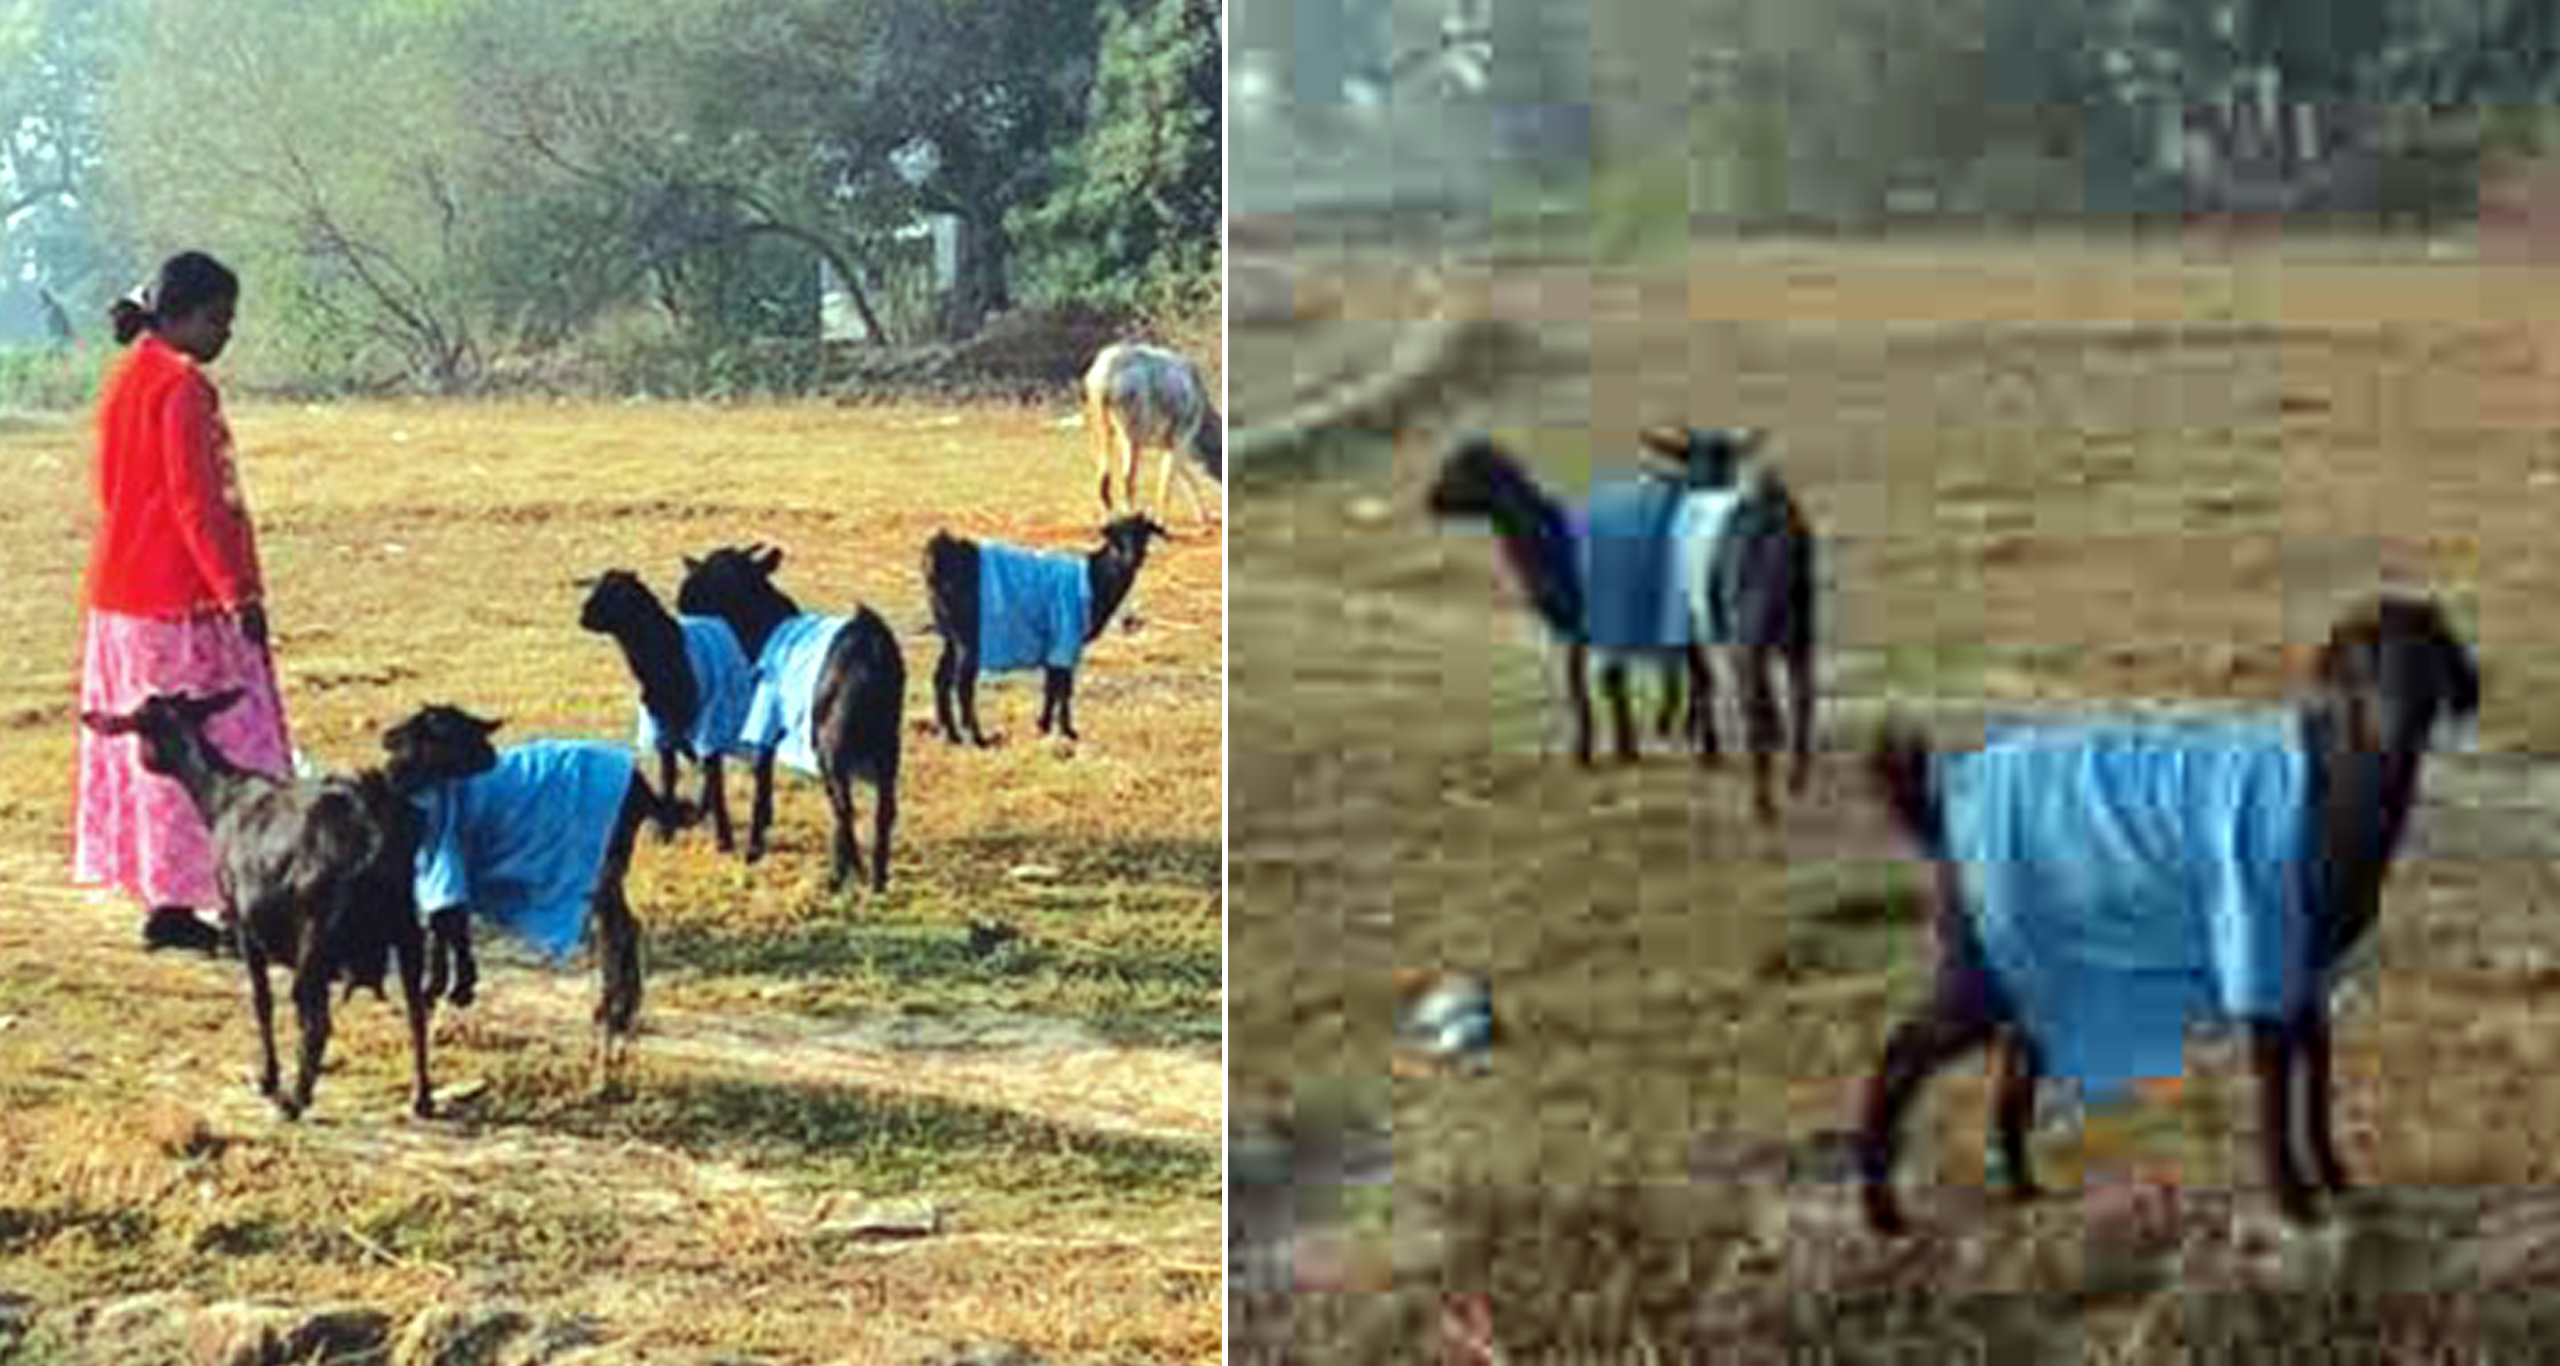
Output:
[[73, 251, 290, 955]]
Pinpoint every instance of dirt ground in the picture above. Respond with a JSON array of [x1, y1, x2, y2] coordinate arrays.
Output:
[[0, 399, 1222, 1364], [1229, 236, 2560, 1361]]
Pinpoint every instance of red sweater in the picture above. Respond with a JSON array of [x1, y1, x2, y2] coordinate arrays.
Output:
[[84, 337, 264, 617]]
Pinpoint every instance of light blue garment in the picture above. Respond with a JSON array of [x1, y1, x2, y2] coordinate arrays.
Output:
[[740, 613, 847, 778], [633, 615, 756, 759], [1672, 486, 1744, 645], [1577, 476, 1689, 651], [1945, 714, 2313, 1106], [975, 544, 1092, 673], [412, 741, 636, 962]]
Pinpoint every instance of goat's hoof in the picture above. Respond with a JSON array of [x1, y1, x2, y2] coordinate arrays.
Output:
[[1861, 1192, 1910, 1238], [411, 1096, 436, 1121], [2274, 1188, 2325, 1228]]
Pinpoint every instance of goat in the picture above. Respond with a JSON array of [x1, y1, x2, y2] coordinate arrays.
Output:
[[924, 514, 1171, 747], [576, 568, 754, 853], [1427, 430, 1819, 820], [673, 546, 906, 894], [384, 705, 693, 1088], [1852, 595, 2480, 1235], [1086, 342, 1222, 526], [81, 690, 466, 1120]]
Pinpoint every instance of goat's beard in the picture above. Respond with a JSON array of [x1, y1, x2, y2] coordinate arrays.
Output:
[[2431, 709, 2483, 756]]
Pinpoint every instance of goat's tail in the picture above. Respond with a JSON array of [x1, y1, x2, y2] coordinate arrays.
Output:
[[1866, 722, 1944, 857]]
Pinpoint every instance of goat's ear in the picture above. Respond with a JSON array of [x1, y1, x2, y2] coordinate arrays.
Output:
[[681, 555, 701, 574], [181, 689, 246, 722], [753, 546, 783, 575], [79, 710, 133, 735], [1733, 426, 1767, 455], [1638, 425, 1692, 462], [473, 716, 504, 736]]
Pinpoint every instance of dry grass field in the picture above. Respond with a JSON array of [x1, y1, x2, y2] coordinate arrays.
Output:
[[1231, 237, 2560, 1361], [0, 398, 1222, 1363]]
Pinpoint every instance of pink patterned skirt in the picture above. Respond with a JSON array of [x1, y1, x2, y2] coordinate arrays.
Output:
[[74, 609, 293, 911]]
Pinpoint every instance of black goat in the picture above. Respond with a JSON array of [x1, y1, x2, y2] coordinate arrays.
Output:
[[923, 514, 1171, 746], [1853, 595, 2480, 1235], [674, 546, 906, 894], [383, 705, 690, 1088], [1427, 430, 1819, 821], [577, 569, 746, 852], [81, 691, 473, 1120]]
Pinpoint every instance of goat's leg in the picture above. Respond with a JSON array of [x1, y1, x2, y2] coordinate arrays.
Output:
[[655, 747, 683, 842], [287, 952, 334, 1119], [1786, 643, 1818, 797], [2249, 1021, 2322, 1225], [591, 882, 643, 1094], [1858, 883, 2005, 1236], [1565, 643, 1594, 765], [870, 777, 896, 896], [1177, 453, 1217, 526], [393, 926, 435, 1119], [1036, 668, 1060, 735], [933, 642, 961, 744], [1653, 655, 1684, 740], [1739, 646, 1783, 824], [1687, 645, 1721, 765], [824, 769, 862, 893], [703, 756, 734, 854], [1600, 659, 1639, 763], [1118, 433, 1142, 517], [1988, 1032, 2047, 1202], [1155, 440, 1181, 520], [2299, 1006, 2354, 1195], [1056, 669, 1080, 743], [426, 907, 479, 1009], [958, 648, 995, 747], [242, 931, 288, 1113], [745, 752, 778, 864], [1858, 993, 2001, 1236]]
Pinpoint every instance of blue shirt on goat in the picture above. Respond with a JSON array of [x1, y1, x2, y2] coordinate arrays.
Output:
[[1946, 713, 2316, 1106], [974, 544, 1092, 673], [412, 741, 636, 962], [633, 614, 756, 759], [740, 613, 846, 778]]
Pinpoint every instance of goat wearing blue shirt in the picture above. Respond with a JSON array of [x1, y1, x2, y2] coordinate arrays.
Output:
[[1853, 596, 2480, 1235]]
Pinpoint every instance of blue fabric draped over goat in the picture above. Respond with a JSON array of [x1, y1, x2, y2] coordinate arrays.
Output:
[[740, 613, 846, 778], [412, 741, 636, 962], [1571, 478, 1746, 650], [1944, 713, 2315, 1106], [975, 545, 1092, 673], [633, 615, 755, 759]]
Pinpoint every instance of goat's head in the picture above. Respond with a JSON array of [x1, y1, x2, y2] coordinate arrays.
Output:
[[1426, 434, 1527, 521], [80, 690, 244, 778], [381, 705, 503, 785], [676, 543, 792, 620], [576, 569, 659, 635], [1099, 514, 1173, 562], [2312, 594, 2481, 756], [1639, 425, 1764, 488]]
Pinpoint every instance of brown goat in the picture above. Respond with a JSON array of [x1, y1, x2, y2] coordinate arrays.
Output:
[[82, 691, 479, 1120]]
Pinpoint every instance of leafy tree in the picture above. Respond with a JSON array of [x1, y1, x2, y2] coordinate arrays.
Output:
[[1014, 0, 1221, 314]]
